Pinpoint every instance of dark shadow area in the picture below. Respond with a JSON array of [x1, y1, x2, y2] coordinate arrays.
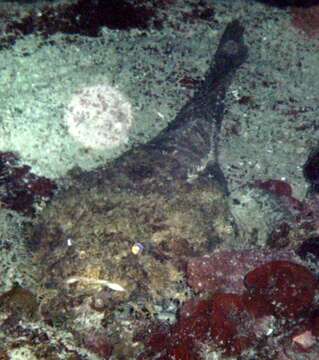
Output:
[[255, 0, 319, 7]]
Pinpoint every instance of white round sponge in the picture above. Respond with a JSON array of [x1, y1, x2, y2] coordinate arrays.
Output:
[[65, 84, 133, 150]]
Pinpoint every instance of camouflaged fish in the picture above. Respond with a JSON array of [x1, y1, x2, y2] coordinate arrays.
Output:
[[29, 20, 248, 305]]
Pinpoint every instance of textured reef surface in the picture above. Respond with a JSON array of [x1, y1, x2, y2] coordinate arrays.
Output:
[[1, 1, 319, 359]]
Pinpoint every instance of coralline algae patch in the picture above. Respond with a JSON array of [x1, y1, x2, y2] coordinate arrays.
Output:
[[291, 5, 319, 38], [136, 250, 319, 359], [186, 248, 300, 294], [0, 152, 56, 216]]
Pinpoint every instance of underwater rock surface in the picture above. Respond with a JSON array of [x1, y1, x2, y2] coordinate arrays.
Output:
[[1, 1, 319, 359]]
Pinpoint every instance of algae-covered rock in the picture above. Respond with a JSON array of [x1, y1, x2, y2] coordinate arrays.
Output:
[[0, 208, 38, 294]]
